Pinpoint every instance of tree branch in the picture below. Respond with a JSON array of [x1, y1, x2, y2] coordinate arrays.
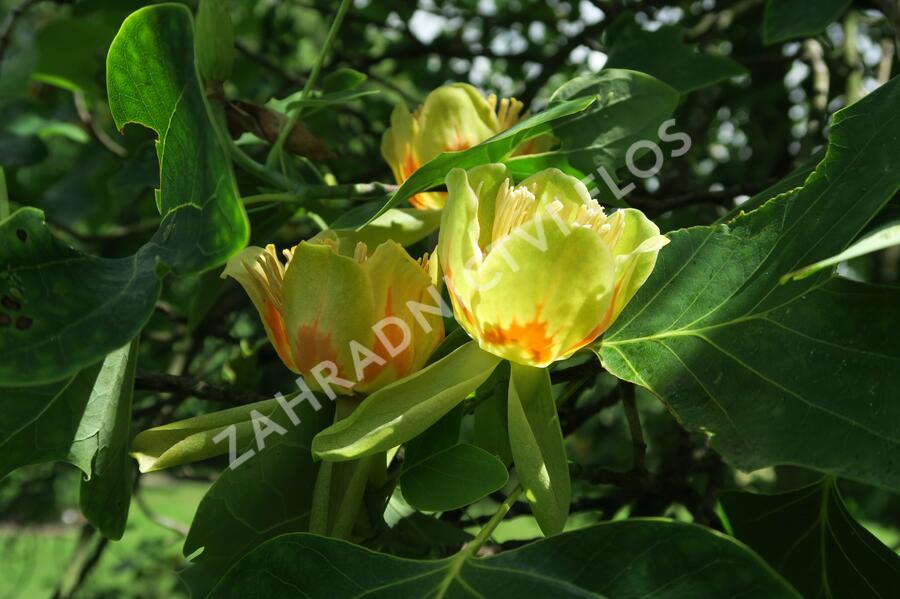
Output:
[[134, 370, 267, 405]]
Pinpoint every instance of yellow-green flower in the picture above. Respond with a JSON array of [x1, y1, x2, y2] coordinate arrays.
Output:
[[381, 83, 552, 210], [222, 235, 444, 395], [437, 164, 668, 367]]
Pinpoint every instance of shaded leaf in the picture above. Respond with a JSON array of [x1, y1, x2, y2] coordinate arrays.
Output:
[[0, 361, 103, 479], [181, 402, 333, 598], [763, 0, 852, 44], [207, 520, 800, 598], [0, 208, 159, 385], [79, 338, 139, 540], [605, 14, 747, 93], [0, 131, 47, 167], [722, 479, 900, 598], [34, 18, 115, 100], [400, 443, 508, 512]]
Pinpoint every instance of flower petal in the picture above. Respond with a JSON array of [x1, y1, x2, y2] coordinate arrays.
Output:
[[281, 241, 376, 391], [474, 217, 616, 366]]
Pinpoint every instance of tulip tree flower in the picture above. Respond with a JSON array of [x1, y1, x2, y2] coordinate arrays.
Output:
[[433, 163, 668, 534], [221, 234, 445, 395], [131, 235, 445, 473], [381, 83, 553, 210], [439, 164, 669, 367], [310, 165, 668, 537]]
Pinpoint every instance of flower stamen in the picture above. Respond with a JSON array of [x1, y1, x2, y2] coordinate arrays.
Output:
[[491, 179, 539, 244]]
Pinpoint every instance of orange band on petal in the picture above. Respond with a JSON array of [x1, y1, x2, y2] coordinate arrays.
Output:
[[482, 317, 556, 365]]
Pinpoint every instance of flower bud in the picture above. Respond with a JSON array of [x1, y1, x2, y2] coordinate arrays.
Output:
[[195, 0, 234, 82], [381, 83, 554, 210], [223, 236, 444, 395], [437, 165, 668, 367]]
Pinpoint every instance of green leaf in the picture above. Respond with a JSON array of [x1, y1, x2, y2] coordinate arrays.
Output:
[[722, 479, 900, 598], [180, 403, 333, 599], [783, 221, 900, 282], [0, 131, 47, 167], [0, 4, 249, 386], [400, 443, 508, 512], [507, 363, 570, 536], [605, 14, 747, 93], [325, 207, 442, 250], [505, 69, 679, 186], [312, 341, 501, 461], [763, 0, 852, 44], [0, 362, 102, 479], [207, 520, 800, 598], [107, 3, 249, 275], [361, 95, 596, 226], [322, 67, 367, 92], [402, 405, 463, 469], [130, 397, 282, 473], [0, 339, 138, 539], [474, 362, 512, 465], [79, 338, 139, 540], [0, 208, 158, 386], [598, 76, 900, 490], [33, 18, 115, 100]]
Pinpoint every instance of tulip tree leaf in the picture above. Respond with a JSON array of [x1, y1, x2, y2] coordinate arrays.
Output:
[[0, 339, 138, 539], [0, 4, 247, 386], [0, 208, 159, 385], [362, 95, 596, 226], [400, 443, 508, 512], [598, 76, 900, 490], [605, 14, 747, 93], [721, 479, 900, 598], [782, 221, 900, 282], [505, 69, 680, 184], [508, 363, 570, 536], [326, 207, 442, 250], [0, 361, 103, 479], [312, 341, 501, 461], [78, 339, 139, 540], [763, 0, 852, 44], [106, 3, 249, 275], [180, 403, 333, 599], [207, 520, 800, 598]]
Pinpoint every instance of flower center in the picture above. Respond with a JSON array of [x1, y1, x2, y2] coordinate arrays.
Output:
[[245, 244, 287, 310], [491, 179, 539, 243], [490, 178, 624, 249]]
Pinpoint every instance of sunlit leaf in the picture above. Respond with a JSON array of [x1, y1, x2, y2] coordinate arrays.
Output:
[[598, 76, 900, 489]]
